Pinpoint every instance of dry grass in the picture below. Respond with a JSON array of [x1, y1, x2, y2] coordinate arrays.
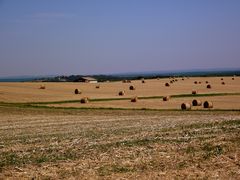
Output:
[[0, 106, 239, 179]]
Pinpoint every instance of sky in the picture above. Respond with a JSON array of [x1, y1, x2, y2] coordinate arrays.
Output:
[[0, 0, 240, 77]]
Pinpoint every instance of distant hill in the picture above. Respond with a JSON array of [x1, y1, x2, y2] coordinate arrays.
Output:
[[0, 69, 239, 82], [34, 69, 239, 82]]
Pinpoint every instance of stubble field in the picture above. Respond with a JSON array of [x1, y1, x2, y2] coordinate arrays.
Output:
[[0, 76, 240, 110], [0, 76, 240, 179], [0, 107, 240, 179]]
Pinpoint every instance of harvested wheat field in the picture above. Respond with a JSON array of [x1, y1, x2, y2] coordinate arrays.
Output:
[[0, 106, 240, 179], [0, 76, 240, 179], [0, 76, 235, 110], [47, 95, 240, 110], [0, 77, 239, 104]]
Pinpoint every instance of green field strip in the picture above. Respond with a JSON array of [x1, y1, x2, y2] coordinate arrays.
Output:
[[0, 101, 240, 112], [171, 92, 240, 98], [11, 104, 240, 112], [31, 92, 240, 104]]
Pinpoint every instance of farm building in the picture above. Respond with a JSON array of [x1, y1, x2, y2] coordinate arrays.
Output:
[[74, 77, 98, 83]]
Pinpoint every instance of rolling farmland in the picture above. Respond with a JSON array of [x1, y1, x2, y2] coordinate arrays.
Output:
[[0, 76, 240, 179]]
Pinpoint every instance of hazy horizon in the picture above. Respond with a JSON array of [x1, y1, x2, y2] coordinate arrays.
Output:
[[1, 0, 240, 77], [0, 67, 239, 79]]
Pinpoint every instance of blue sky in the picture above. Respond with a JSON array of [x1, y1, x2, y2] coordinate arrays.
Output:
[[0, 0, 240, 77]]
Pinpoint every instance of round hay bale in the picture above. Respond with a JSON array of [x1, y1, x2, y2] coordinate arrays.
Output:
[[80, 97, 89, 104], [165, 83, 170, 87], [207, 84, 211, 89], [131, 96, 138, 102], [127, 80, 131, 83], [129, 85, 136, 90], [39, 85, 46, 89], [163, 96, 170, 101], [182, 78, 185, 81], [119, 91, 125, 96], [142, 80, 145, 83], [232, 77, 235, 80], [221, 82, 225, 85], [198, 81, 201, 84], [203, 101, 213, 108], [194, 81, 198, 84], [205, 81, 209, 84], [175, 79, 178, 82], [96, 85, 100, 89], [192, 90, 197, 95], [192, 99, 202, 106], [221, 78, 224, 80], [181, 103, 191, 110], [74, 89, 81, 94], [170, 80, 173, 84]]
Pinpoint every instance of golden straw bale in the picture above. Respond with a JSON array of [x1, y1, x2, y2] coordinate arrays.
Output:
[[129, 85, 136, 90], [74, 89, 81, 94], [192, 90, 197, 95], [165, 83, 170, 87], [181, 103, 191, 110], [131, 96, 138, 102], [192, 99, 202, 106], [207, 84, 211, 89], [203, 101, 213, 108], [163, 96, 170, 101], [80, 97, 89, 103], [119, 91, 125, 96]]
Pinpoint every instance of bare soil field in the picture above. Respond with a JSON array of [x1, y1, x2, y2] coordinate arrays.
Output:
[[0, 106, 240, 179]]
